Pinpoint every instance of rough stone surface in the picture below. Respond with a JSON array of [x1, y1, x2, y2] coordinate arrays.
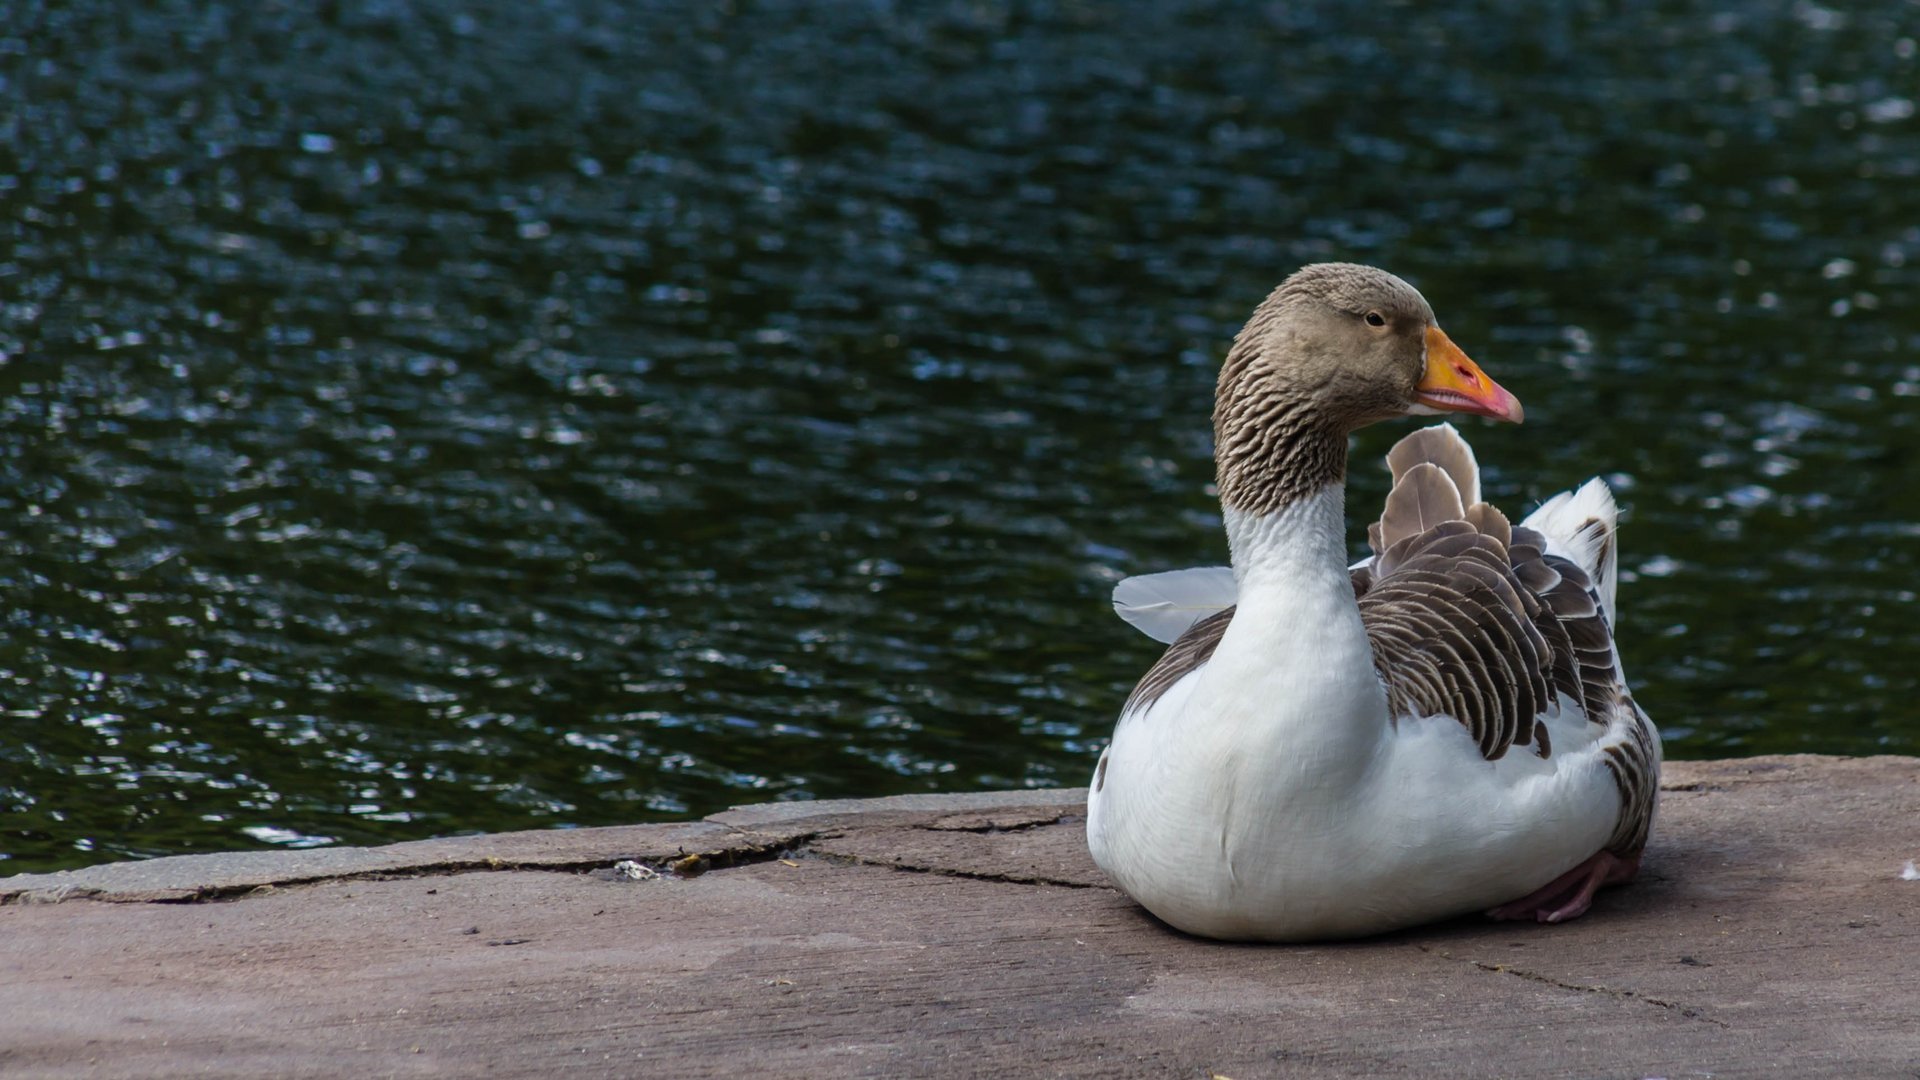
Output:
[[1, 755, 1916, 1078]]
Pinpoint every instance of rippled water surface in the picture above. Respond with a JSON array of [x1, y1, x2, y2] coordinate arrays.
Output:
[[4, 0, 1918, 872]]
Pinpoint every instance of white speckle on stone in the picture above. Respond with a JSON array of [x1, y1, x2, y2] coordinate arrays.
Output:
[[1901, 860, 1919, 881]]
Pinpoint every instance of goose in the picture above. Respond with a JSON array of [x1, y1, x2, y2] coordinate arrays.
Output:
[[1085, 263, 1660, 941]]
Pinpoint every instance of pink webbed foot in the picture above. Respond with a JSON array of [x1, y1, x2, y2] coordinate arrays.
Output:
[[1485, 850, 1641, 924]]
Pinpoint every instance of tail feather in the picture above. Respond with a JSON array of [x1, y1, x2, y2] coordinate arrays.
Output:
[[1518, 478, 1620, 627]]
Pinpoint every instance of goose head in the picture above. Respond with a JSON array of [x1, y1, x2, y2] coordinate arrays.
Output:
[[1219, 263, 1523, 433], [1213, 263, 1522, 513]]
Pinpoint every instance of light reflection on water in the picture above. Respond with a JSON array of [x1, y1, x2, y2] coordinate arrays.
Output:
[[2, 0, 1918, 872]]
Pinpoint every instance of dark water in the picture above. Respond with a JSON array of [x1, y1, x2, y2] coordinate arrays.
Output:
[[3, 0, 1917, 874]]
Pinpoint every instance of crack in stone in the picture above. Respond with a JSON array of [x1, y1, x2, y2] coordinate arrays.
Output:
[[807, 849, 1106, 890], [1415, 945, 1728, 1027], [612, 831, 819, 881]]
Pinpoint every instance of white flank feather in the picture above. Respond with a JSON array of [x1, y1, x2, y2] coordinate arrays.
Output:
[[1519, 477, 1620, 626], [1112, 566, 1237, 643]]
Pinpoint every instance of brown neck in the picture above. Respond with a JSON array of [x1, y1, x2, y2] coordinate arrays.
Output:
[[1212, 340, 1348, 517]]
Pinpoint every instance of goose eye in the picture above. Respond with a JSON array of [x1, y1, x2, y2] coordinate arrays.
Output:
[[1364, 311, 1387, 327]]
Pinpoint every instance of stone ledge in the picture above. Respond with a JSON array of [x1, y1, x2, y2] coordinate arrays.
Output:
[[1, 755, 1915, 1078]]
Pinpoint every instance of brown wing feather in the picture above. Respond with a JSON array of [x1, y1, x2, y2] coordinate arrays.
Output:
[[1464, 502, 1512, 548], [1376, 463, 1465, 554], [1601, 699, 1660, 854], [1386, 425, 1481, 506], [1122, 607, 1233, 718]]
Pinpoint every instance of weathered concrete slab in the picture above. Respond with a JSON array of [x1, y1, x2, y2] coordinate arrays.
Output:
[[1, 755, 1916, 1078]]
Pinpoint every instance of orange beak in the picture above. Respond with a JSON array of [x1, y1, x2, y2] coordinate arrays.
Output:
[[1415, 327, 1524, 424]]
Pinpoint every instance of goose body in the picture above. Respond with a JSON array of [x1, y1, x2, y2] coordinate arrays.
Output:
[[1086, 265, 1660, 941]]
